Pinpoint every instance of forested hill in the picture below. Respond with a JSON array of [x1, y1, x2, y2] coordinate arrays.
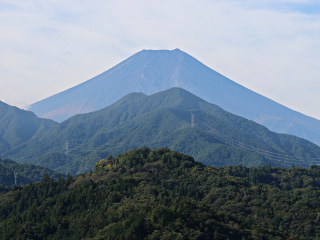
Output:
[[0, 158, 65, 187], [5, 88, 320, 174], [2, 147, 320, 239], [0, 100, 57, 153]]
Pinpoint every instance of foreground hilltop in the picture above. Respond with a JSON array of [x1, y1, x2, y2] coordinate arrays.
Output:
[[29, 49, 320, 146], [1, 147, 320, 239]]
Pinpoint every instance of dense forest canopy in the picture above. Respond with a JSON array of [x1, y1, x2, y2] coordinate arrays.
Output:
[[1, 147, 320, 239]]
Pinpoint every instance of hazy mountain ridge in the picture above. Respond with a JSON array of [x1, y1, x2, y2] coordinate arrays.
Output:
[[6, 88, 320, 174], [0, 100, 58, 153]]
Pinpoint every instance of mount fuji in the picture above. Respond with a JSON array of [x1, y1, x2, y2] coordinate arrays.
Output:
[[29, 49, 320, 145]]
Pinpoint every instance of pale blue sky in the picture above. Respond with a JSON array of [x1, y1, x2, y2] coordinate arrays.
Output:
[[1, 0, 320, 119]]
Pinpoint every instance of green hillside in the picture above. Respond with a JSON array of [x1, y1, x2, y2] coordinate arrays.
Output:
[[0, 100, 57, 153], [0, 158, 65, 187], [2, 147, 320, 239], [4, 88, 320, 174]]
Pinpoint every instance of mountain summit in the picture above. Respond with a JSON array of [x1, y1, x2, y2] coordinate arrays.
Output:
[[29, 49, 320, 145]]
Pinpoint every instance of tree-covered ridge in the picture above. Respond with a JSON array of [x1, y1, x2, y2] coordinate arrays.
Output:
[[2, 147, 320, 239], [0, 100, 57, 153], [0, 158, 65, 187], [4, 88, 320, 174]]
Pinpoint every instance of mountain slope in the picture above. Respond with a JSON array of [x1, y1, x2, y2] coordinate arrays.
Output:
[[8, 88, 320, 174], [0, 100, 58, 153], [29, 49, 320, 146]]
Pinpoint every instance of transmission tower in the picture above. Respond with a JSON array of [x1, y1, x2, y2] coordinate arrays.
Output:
[[65, 141, 69, 155], [191, 113, 194, 128], [14, 172, 18, 186]]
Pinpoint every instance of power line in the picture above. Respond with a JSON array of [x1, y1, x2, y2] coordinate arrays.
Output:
[[189, 114, 320, 166], [5, 112, 320, 170]]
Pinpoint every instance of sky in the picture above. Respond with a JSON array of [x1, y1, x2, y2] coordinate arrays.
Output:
[[1, 0, 320, 119]]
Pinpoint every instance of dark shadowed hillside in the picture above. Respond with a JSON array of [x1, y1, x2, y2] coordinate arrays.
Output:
[[0, 158, 64, 187]]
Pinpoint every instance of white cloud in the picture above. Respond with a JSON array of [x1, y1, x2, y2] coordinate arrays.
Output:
[[0, 0, 320, 118]]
